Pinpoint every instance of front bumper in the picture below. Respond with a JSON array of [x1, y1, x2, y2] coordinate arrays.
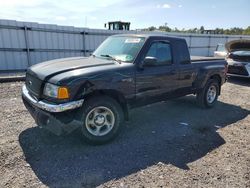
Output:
[[227, 73, 250, 78], [22, 85, 83, 135], [227, 60, 250, 78], [22, 85, 84, 112]]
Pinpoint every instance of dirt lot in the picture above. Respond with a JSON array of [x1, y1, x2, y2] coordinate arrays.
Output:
[[0, 78, 249, 188]]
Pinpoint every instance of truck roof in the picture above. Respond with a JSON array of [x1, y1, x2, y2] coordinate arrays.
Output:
[[113, 33, 185, 41]]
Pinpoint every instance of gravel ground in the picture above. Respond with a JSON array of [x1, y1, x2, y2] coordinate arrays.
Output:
[[0, 78, 249, 188]]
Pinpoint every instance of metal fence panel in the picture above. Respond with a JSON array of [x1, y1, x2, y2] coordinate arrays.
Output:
[[0, 51, 28, 70], [1, 19, 250, 71]]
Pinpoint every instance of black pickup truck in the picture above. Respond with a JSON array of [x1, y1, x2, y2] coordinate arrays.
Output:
[[22, 34, 227, 144]]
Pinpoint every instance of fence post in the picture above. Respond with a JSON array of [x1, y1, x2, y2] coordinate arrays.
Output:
[[82, 30, 86, 56], [24, 26, 31, 67], [188, 35, 192, 55], [189, 35, 192, 49], [208, 35, 211, 56]]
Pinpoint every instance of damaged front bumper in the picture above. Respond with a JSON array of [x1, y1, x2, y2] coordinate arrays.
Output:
[[227, 60, 250, 78], [22, 85, 83, 135]]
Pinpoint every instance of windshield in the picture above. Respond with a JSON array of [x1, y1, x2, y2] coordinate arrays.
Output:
[[93, 36, 145, 62], [216, 44, 226, 52]]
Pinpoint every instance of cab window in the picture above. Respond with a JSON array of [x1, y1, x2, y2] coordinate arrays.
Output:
[[145, 42, 172, 65]]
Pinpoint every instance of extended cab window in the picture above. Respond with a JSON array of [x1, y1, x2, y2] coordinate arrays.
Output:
[[176, 40, 190, 64], [146, 42, 172, 65]]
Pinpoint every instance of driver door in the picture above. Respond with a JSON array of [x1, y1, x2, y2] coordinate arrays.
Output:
[[135, 40, 178, 105]]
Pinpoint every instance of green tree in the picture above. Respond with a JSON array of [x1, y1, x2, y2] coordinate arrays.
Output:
[[199, 26, 205, 33], [159, 25, 171, 32], [173, 27, 180, 33], [243, 26, 250, 35], [141, 24, 250, 35], [148, 26, 156, 31]]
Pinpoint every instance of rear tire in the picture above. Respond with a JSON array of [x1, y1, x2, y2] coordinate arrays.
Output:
[[197, 79, 220, 108], [79, 96, 123, 144]]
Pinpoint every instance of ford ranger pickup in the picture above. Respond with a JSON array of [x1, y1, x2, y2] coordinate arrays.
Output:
[[22, 34, 228, 144]]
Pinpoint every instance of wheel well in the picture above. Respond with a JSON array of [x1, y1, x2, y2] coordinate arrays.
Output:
[[84, 90, 129, 121], [209, 74, 221, 94]]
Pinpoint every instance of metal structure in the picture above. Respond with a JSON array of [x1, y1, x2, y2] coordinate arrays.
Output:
[[1, 19, 250, 71], [105, 21, 130, 30]]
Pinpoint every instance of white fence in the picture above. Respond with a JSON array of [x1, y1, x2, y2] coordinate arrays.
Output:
[[0, 19, 250, 71]]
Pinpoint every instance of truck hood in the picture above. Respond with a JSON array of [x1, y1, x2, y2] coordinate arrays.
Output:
[[225, 40, 250, 52], [27, 56, 116, 80]]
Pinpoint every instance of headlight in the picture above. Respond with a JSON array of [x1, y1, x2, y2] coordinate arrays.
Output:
[[43, 83, 69, 99]]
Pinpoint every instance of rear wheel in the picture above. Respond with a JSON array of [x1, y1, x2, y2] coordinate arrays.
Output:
[[197, 79, 220, 108], [80, 96, 123, 144]]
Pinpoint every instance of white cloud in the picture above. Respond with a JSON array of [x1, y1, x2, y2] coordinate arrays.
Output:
[[0, 0, 114, 27], [1, 0, 43, 7], [99, 3, 108, 7], [89, 16, 97, 20], [163, 4, 171, 8], [178, 5, 183, 8], [157, 3, 171, 9], [55, 16, 67, 21], [68, 16, 79, 20]]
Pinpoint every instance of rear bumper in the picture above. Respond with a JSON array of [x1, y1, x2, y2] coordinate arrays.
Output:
[[22, 85, 83, 135]]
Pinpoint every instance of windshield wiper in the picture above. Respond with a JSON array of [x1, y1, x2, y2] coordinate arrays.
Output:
[[100, 54, 121, 64]]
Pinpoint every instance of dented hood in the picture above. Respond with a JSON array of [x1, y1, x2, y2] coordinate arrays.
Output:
[[225, 40, 250, 52], [27, 56, 117, 81]]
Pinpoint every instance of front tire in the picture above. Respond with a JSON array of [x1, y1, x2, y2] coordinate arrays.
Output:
[[79, 96, 123, 144], [197, 79, 220, 108]]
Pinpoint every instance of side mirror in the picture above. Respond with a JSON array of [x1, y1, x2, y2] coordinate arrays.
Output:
[[144, 56, 158, 66]]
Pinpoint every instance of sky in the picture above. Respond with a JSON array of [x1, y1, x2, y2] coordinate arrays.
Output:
[[0, 0, 249, 30]]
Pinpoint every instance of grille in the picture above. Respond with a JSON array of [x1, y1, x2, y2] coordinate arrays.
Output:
[[227, 65, 249, 76], [25, 73, 43, 98]]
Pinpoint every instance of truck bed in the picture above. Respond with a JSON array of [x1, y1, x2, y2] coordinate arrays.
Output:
[[191, 56, 224, 62]]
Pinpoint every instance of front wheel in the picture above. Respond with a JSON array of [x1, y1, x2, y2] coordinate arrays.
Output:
[[79, 96, 123, 144], [197, 79, 220, 108]]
